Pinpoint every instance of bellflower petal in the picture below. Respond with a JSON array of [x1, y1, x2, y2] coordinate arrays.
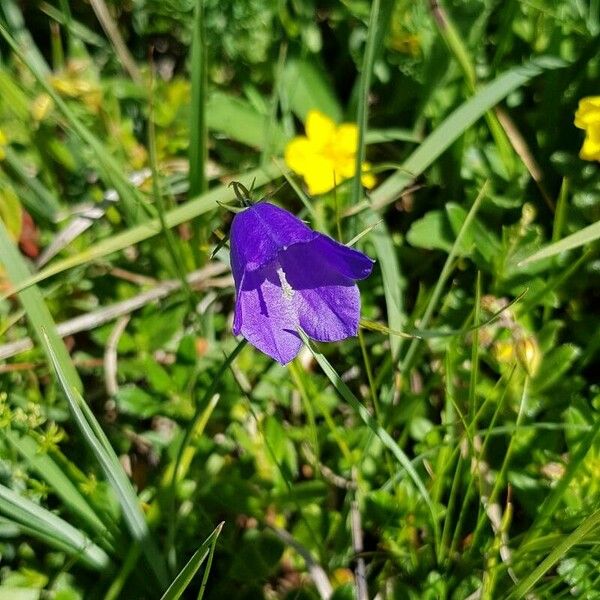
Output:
[[229, 201, 374, 364], [234, 263, 303, 365], [280, 243, 360, 341]]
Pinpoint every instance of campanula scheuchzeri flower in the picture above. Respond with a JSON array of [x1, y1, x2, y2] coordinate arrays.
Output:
[[230, 200, 374, 364]]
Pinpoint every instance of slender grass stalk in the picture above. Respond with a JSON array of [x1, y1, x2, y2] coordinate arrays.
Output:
[[358, 329, 380, 420], [189, 0, 208, 199], [103, 543, 142, 600], [399, 182, 489, 376], [468, 377, 529, 557], [196, 523, 223, 600], [160, 524, 224, 600], [288, 361, 321, 467], [428, 0, 515, 176], [506, 508, 600, 600], [89, 0, 142, 83], [58, 0, 74, 54], [167, 342, 246, 569], [351, 0, 380, 207], [147, 77, 197, 313], [449, 366, 516, 558], [301, 329, 441, 559]]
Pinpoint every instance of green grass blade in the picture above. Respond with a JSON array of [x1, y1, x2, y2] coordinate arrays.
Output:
[[189, 0, 208, 196], [519, 219, 600, 265], [351, 0, 382, 206], [0, 219, 80, 391], [1, 430, 112, 544], [0, 0, 50, 75], [399, 182, 488, 374], [506, 508, 600, 599], [345, 56, 568, 215], [0, 22, 145, 223], [3, 147, 62, 221], [299, 329, 440, 557], [1, 165, 279, 297], [0, 484, 110, 570], [43, 331, 168, 586], [367, 219, 406, 358], [160, 523, 224, 600]]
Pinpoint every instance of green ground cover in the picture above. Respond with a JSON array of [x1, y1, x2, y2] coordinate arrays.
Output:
[[0, 1, 599, 598]]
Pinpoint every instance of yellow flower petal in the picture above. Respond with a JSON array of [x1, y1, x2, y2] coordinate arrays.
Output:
[[361, 162, 376, 189], [334, 123, 358, 156], [284, 136, 314, 175], [335, 155, 357, 180], [305, 110, 336, 150], [575, 96, 600, 129], [580, 123, 600, 162], [303, 158, 337, 195]]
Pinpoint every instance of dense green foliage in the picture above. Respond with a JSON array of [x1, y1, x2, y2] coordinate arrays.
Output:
[[0, 0, 599, 598]]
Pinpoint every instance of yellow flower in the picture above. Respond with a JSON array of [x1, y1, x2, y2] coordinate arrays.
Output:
[[284, 109, 376, 196], [574, 96, 600, 161], [0, 129, 7, 160]]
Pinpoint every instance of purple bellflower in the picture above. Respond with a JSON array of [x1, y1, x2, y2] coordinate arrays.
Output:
[[229, 199, 374, 364]]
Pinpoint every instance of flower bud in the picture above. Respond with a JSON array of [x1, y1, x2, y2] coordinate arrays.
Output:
[[516, 336, 541, 377]]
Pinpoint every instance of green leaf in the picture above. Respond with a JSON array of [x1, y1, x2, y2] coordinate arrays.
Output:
[[115, 386, 164, 419], [406, 210, 454, 253], [206, 92, 287, 153], [160, 523, 223, 600], [282, 58, 342, 122], [519, 219, 600, 265]]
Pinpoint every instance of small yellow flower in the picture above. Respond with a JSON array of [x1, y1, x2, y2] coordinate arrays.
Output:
[[284, 109, 376, 195], [0, 129, 7, 160], [31, 93, 54, 122], [574, 96, 600, 161]]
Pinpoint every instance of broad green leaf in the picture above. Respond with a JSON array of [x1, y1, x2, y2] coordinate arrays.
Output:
[[207, 92, 287, 153], [282, 58, 342, 122], [115, 386, 164, 419], [406, 210, 454, 253]]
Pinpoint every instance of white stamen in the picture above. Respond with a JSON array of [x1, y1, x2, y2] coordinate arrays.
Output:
[[276, 267, 294, 300]]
